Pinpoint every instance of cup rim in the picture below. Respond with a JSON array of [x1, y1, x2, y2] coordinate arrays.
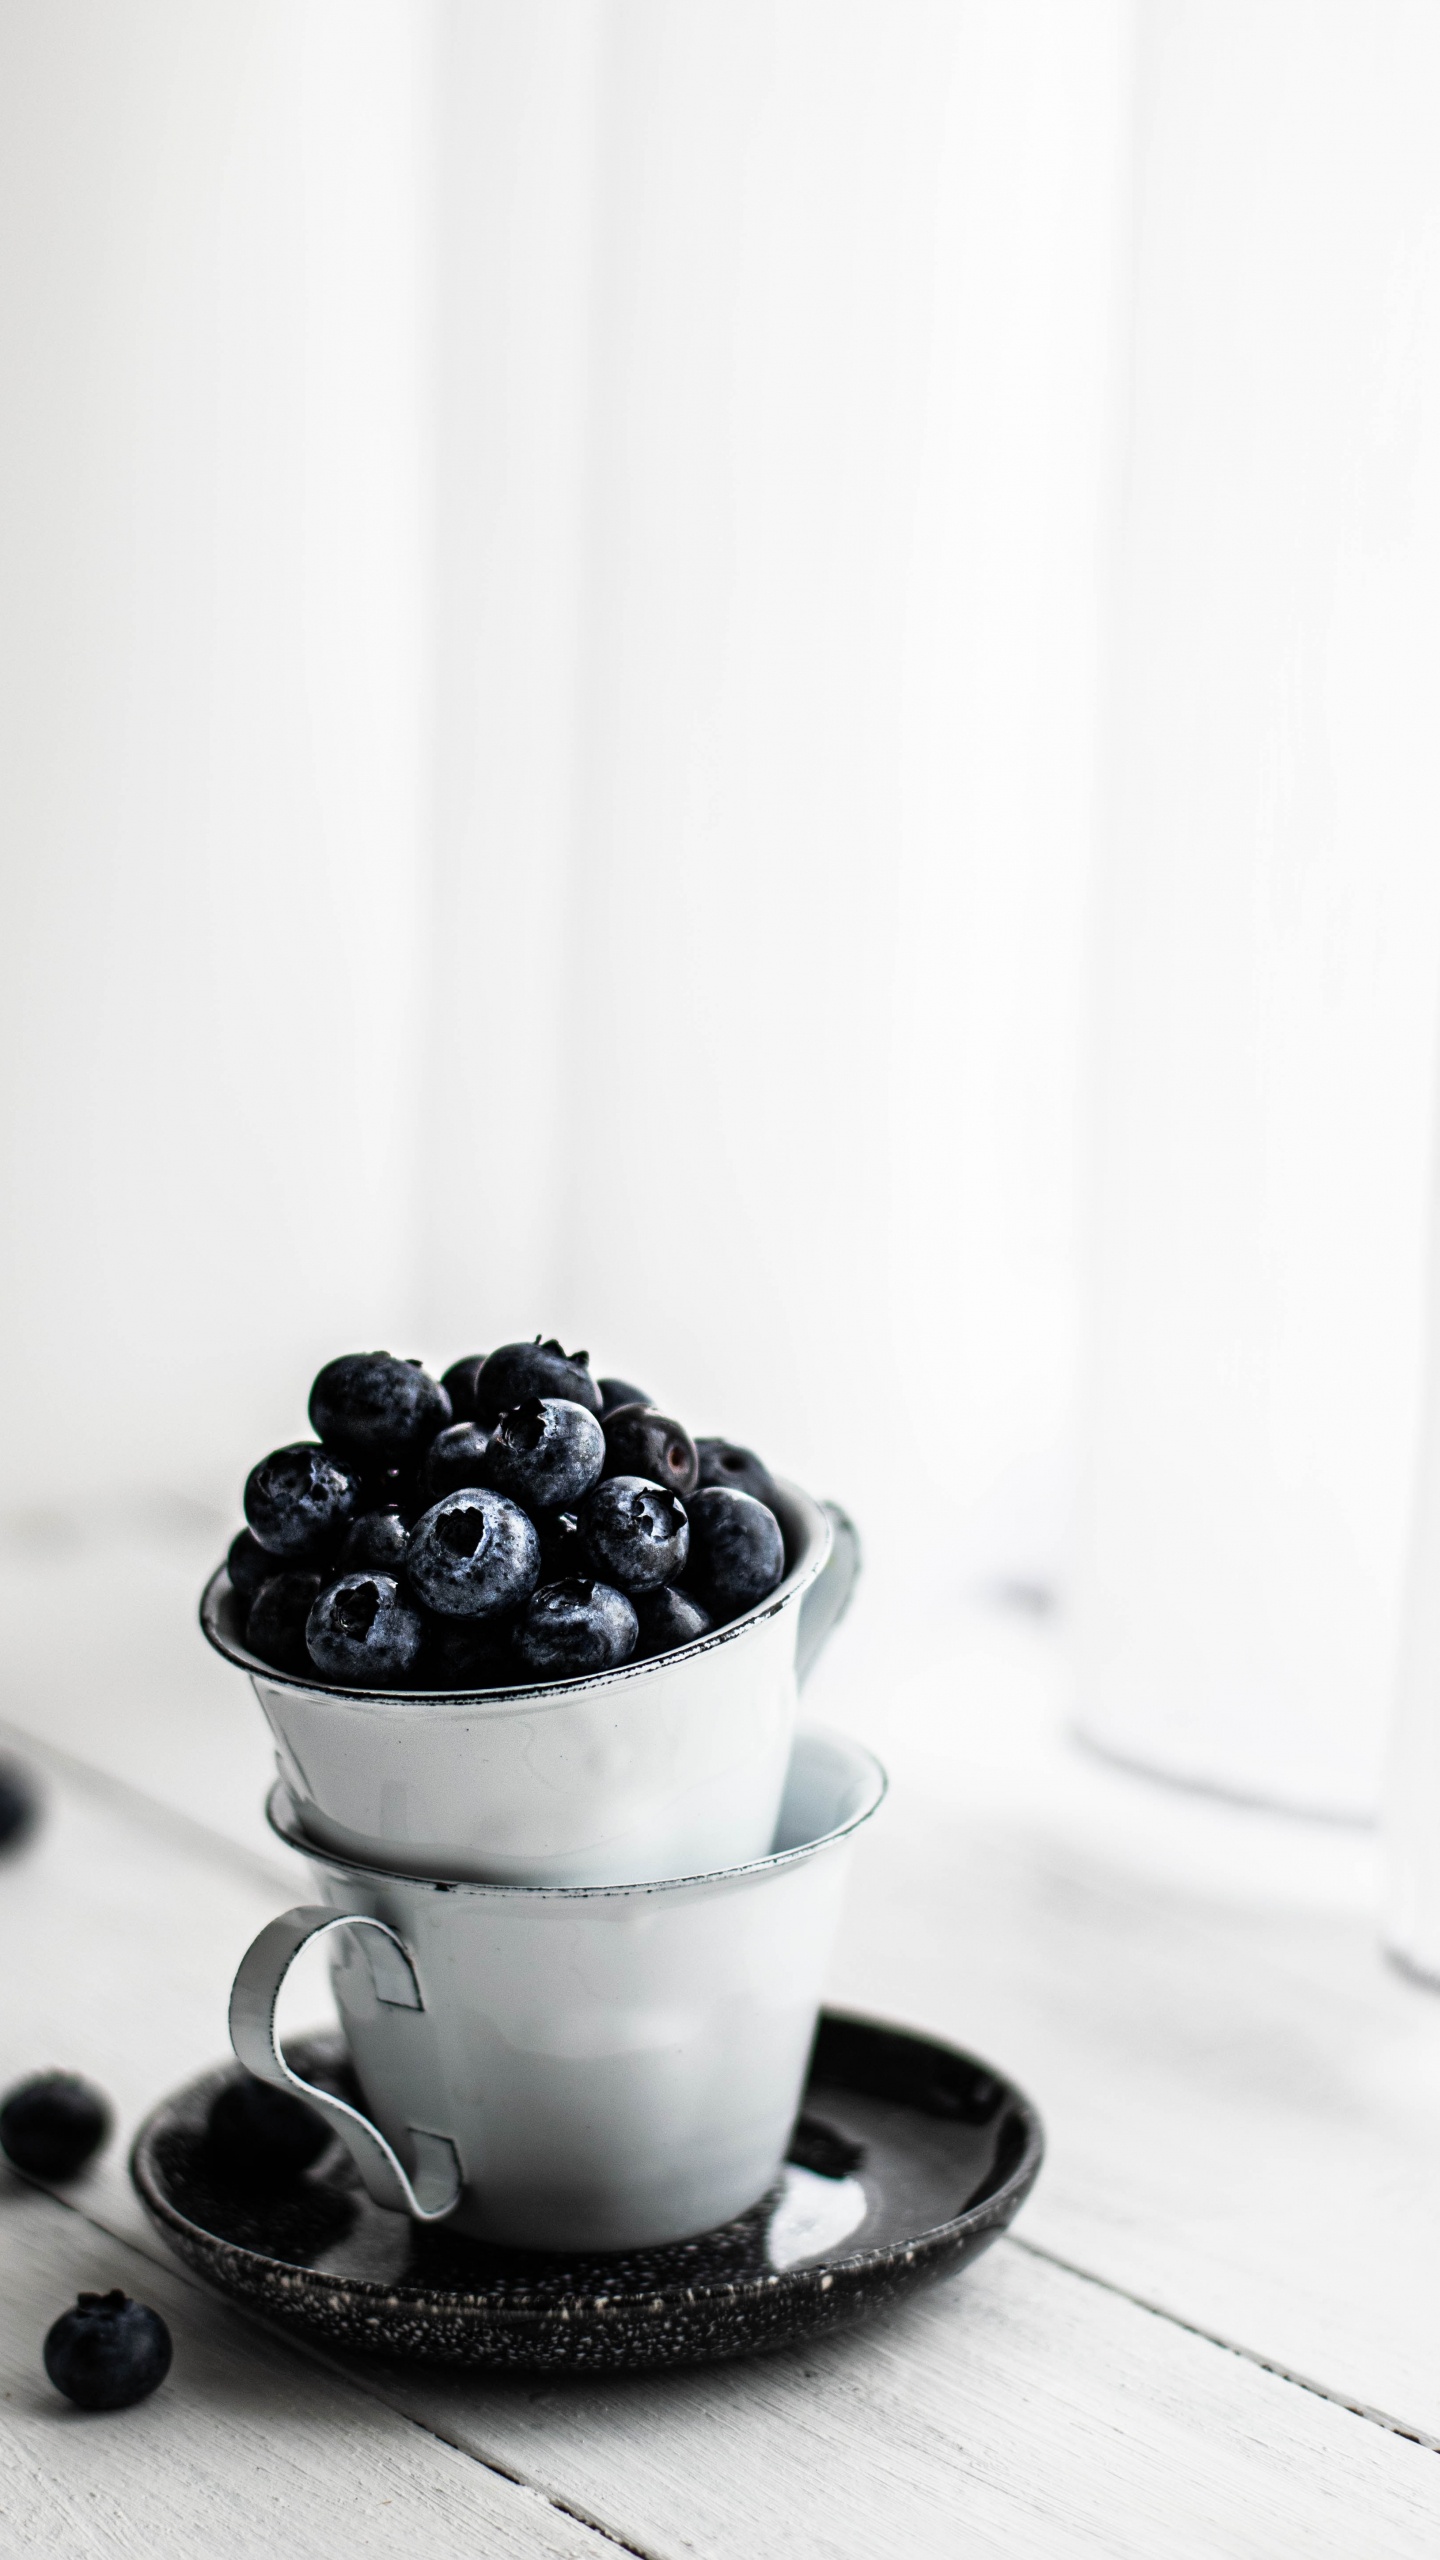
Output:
[[265, 1723, 887, 1901], [200, 1475, 832, 1715]]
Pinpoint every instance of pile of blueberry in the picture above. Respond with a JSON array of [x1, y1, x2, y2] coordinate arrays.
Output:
[[224, 1339, 789, 1690]]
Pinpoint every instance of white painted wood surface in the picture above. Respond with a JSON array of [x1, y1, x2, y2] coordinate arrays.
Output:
[[377, 2246, 1440, 2560], [2, 1523, 1440, 2551], [0, 2184, 607, 2560]]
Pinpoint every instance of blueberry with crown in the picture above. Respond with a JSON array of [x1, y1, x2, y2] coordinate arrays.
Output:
[[579, 1477, 689, 1592], [472, 1338, 602, 1425], [309, 1352, 451, 1462], [486, 1397, 606, 1513], [406, 1486, 541, 1619]]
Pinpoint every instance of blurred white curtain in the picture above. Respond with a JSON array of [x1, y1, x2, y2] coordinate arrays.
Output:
[[0, 0, 1126, 1603], [0, 0, 435, 1492], [1072, 0, 1440, 1817], [424, 0, 1129, 1587], [6, 0, 1440, 1822]]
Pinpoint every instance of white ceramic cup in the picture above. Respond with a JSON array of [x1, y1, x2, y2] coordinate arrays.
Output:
[[202, 1480, 858, 1888], [229, 1727, 885, 2254]]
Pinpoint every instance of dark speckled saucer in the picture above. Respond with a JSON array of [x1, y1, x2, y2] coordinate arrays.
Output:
[[131, 2014, 1042, 2373]]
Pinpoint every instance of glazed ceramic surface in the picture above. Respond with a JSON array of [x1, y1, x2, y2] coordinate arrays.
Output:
[[231, 1729, 886, 2254], [133, 2012, 1044, 2372], [201, 1481, 857, 1887]]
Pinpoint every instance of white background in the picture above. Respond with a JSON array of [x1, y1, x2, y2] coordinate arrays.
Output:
[[2, 1, 1439, 1815]]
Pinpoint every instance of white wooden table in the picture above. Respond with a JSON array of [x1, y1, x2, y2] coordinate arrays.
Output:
[[2, 1514, 1438, 2557]]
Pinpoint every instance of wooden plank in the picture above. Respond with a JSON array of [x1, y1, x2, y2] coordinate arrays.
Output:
[[0, 1517, 280, 1866], [0, 2182, 618, 2560], [363, 2241, 1440, 2560]]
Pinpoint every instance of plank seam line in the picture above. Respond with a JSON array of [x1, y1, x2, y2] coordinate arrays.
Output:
[[0, 1711, 297, 1893], [333, 2392, 662, 2560], [1007, 2235, 1440, 2455], [21, 2174, 663, 2560]]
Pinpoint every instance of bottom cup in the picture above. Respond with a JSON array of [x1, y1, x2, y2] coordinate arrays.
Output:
[[230, 1727, 886, 2254]]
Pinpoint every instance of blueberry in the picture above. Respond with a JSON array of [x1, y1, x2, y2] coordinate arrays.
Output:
[[244, 1443, 358, 1561], [227, 1527, 280, 1600], [1, 2073, 112, 2179], [423, 1613, 517, 1690], [207, 2072, 328, 2184], [43, 2291, 172, 2411], [309, 1352, 451, 1463], [536, 1508, 583, 1578], [440, 1354, 487, 1423], [513, 1579, 638, 1679], [352, 1462, 421, 1521], [474, 1339, 602, 1425], [695, 1438, 780, 1510], [337, 1507, 409, 1573], [601, 1404, 699, 1497], [417, 1421, 491, 1506], [406, 1488, 541, 1619], [246, 1571, 325, 1677], [485, 1397, 605, 1512], [684, 1486, 785, 1619], [305, 1574, 425, 1686], [632, 1585, 711, 1659], [0, 1758, 39, 1853], [599, 1376, 651, 1418], [578, 1477, 689, 1592]]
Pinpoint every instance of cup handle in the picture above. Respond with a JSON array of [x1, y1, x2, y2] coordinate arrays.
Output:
[[796, 1500, 862, 1689], [228, 1906, 463, 2223]]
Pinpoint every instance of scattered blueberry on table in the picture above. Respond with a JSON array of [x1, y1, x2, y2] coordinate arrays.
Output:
[[43, 2291, 172, 2410], [206, 2072, 329, 2183], [0, 1757, 40, 1853], [219, 1335, 792, 1693], [1, 2072, 112, 2179]]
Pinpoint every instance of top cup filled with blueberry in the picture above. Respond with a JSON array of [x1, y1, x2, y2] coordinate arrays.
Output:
[[217, 1338, 791, 1694], [202, 1337, 859, 1886]]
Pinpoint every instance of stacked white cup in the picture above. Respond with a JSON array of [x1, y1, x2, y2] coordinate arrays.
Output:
[[204, 1480, 881, 2252]]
